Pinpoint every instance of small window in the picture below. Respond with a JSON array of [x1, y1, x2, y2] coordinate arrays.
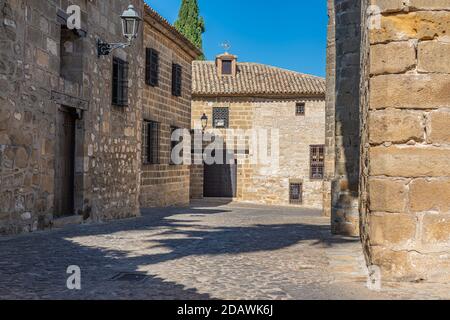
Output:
[[310, 145, 325, 180], [146, 48, 159, 87], [296, 102, 305, 116], [142, 120, 160, 164], [222, 60, 232, 75], [170, 126, 183, 165], [290, 183, 303, 204], [112, 57, 129, 106], [213, 107, 229, 128], [172, 63, 182, 96]]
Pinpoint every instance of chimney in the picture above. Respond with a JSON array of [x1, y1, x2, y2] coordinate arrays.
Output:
[[215, 52, 238, 77]]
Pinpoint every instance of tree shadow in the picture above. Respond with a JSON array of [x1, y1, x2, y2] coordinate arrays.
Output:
[[0, 203, 359, 299]]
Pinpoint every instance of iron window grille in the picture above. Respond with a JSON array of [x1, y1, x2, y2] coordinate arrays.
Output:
[[213, 107, 229, 128], [296, 102, 306, 116], [310, 145, 325, 180], [172, 63, 182, 96], [290, 183, 303, 204], [112, 57, 129, 106], [145, 48, 159, 87], [142, 120, 160, 165]]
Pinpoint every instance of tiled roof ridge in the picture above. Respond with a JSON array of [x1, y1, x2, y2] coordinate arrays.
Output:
[[192, 60, 326, 96]]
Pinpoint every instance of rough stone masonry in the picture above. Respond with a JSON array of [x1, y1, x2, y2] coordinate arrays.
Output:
[[0, 0, 144, 235], [330, 0, 450, 282]]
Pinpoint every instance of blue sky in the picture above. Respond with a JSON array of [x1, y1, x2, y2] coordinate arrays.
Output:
[[145, 0, 327, 77]]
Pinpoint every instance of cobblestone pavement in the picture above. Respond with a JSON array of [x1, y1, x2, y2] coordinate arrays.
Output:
[[0, 200, 448, 300]]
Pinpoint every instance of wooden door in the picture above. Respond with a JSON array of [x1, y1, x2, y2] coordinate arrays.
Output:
[[55, 108, 76, 217]]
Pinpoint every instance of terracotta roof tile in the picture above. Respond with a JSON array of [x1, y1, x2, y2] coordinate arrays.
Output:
[[192, 61, 325, 97]]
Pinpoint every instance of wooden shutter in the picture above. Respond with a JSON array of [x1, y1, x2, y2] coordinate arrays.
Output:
[[146, 48, 159, 87], [112, 57, 129, 106], [172, 63, 182, 96]]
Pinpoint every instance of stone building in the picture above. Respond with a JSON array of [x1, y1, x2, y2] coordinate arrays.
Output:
[[329, 0, 450, 282], [139, 5, 201, 207], [0, 0, 146, 235], [191, 53, 327, 208]]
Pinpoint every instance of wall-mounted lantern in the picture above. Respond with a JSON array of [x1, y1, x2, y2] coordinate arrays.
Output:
[[97, 5, 141, 57], [201, 113, 208, 132]]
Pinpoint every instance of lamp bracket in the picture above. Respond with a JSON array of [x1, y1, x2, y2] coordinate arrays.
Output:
[[97, 39, 131, 57]]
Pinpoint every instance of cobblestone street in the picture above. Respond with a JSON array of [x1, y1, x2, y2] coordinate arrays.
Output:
[[0, 200, 448, 300]]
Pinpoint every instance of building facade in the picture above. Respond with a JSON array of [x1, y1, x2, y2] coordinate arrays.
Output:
[[191, 53, 327, 208], [0, 0, 145, 235], [139, 5, 201, 208], [0, 0, 201, 236], [329, 0, 450, 282]]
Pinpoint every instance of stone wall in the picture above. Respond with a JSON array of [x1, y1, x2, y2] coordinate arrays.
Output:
[[0, 0, 143, 235], [324, 0, 336, 218], [359, 0, 450, 282], [191, 96, 326, 208], [329, 0, 362, 236], [139, 12, 198, 208]]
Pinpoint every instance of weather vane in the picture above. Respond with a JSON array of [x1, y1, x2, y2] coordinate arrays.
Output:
[[220, 41, 232, 53]]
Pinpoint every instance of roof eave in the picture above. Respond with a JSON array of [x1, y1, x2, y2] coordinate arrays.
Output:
[[192, 92, 326, 99], [144, 5, 203, 59]]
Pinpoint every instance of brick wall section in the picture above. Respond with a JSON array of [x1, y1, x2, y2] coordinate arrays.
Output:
[[0, 0, 144, 235], [191, 96, 326, 208], [140, 16, 198, 208], [360, 0, 450, 281], [330, 0, 362, 236]]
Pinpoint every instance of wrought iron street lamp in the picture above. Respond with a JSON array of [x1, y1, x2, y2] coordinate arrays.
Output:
[[97, 5, 141, 57], [201, 113, 208, 132]]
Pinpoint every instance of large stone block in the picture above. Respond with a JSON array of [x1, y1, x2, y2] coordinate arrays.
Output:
[[370, 74, 450, 110], [418, 41, 450, 74], [422, 214, 450, 244], [370, 146, 450, 177], [409, 0, 450, 10], [369, 213, 416, 245], [428, 109, 450, 144], [370, 247, 416, 281], [370, 41, 416, 75], [370, 12, 450, 44], [410, 178, 450, 212], [369, 109, 424, 144], [369, 0, 409, 12], [369, 178, 408, 213]]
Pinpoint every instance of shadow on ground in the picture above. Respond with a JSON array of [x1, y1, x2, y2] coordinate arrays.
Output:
[[0, 202, 359, 299]]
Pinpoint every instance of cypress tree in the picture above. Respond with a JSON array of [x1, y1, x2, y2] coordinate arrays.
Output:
[[174, 0, 205, 60]]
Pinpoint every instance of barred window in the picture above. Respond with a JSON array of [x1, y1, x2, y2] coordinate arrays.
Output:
[[290, 183, 303, 204], [213, 107, 229, 128], [310, 145, 325, 180], [142, 120, 160, 165], [112, 57, 129, 106], [296, 102, 305, 116], [145, 48, 159, 87], [172, 63, 182, 96]]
